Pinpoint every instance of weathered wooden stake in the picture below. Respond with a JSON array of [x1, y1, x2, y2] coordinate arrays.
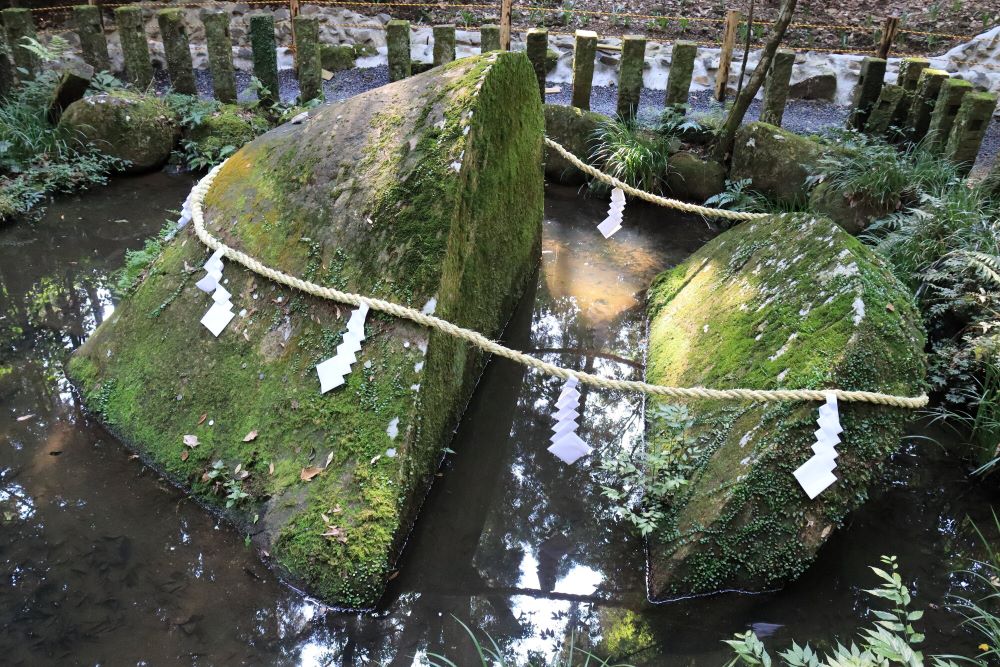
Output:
[[571, 30, 597, 110], [289, 0, 300, 56], [526, 28, 548, 101], [2, 8, 39, 80], [759, 48, 794, 126], [73, 5, 111, 72], [904, 68, 948, 143], [114, 6, 154, 89], [386, 19, 411, 81], [846, 56, 886, 131], [665, 40, 697, 109], [944, 91, 998, 175], [481, 24, 501, 52], [714, 9, 740, 102], [294, 16, 322, 103], [926, 77, 972, 151], [201, 10, 237, 103], [617, 35, 646, 120], [499, 0, 513, 50], [876, 15, 899, 59], [157, 9, 197, 95], [433, 24, 456, 66], [249, 14, 280, 105]]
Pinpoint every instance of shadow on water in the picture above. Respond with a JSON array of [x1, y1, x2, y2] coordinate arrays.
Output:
[[0, 177, 997, 665]]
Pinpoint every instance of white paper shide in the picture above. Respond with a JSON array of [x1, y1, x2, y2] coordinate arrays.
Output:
[[316, 303, 369, 393], [597, 187, 626, 238], [792, 392, 844, 499], [197, 247, 236, 337], [547, 377, 593, 464]]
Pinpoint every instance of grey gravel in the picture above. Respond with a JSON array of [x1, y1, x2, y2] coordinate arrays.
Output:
[[151, 64, 997, 173]]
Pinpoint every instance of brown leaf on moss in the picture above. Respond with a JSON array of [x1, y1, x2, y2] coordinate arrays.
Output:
[[300, 466, 323, 482], [181, 449, 189, 461], [243, 430, 258, 442], [197, 413, 207, 425], [268, 462, 275, 475]]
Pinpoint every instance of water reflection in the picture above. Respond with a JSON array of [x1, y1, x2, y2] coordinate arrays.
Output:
[[0, 177, 997, 666]]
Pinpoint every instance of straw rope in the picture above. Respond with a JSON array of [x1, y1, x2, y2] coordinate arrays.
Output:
[[187, 155, 927, 409]]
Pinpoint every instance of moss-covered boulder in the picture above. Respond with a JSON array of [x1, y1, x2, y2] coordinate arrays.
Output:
[[59, 91, 180, 173], [665, 151, 725, 203], [543, 103, 607, 185], [187, 104, 270, 158], [645, 213, 925, 599], [68, 52, 544, 608], [321, 44, 356, 72], [730, 122, 823, 205], [808, 182, 895, 235]]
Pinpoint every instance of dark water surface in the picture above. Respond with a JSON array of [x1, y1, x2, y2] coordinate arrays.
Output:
[[0, 175, 997, 666]]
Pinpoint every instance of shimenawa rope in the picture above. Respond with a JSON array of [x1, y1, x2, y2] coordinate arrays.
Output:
[[188, 147, 927, 409]]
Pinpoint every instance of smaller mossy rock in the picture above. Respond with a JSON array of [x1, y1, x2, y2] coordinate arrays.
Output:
[[546, 47, 559, 72], [645, 213, 925, 599], [411, 60, 435, 75], [543, 103, 608, 185], [46, 63, 93, 124], [59, 91, 180, 173], [665, 151, 725, 203], [730, 122, 822, 205], [789, 71, 837, 101], [187, 104, 270, 158], [809, 182, 894, 235], [321, 44, 356, 72]]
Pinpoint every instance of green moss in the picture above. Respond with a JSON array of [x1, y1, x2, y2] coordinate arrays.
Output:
[[321, 44, 357, 73], [114, 6, 154, 89], [73, 5, 111, 72], [730, 121, 823, 204], [69, 53, 543, 607], [616, 35, 646, 120], [157, 9, 197, 95], [249, 14, 279, 105], [386, 20, 411, 82], [665, 41, 697, 108], [1, 8, 38, 80], [294, 17, 323, 103], [645, 213, 925, 597], [201, 10, 237, 104]]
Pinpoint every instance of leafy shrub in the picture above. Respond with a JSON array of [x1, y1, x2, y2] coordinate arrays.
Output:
[[590, 116, 672, 193]]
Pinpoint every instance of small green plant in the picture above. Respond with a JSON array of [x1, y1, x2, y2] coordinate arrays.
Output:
[[205, 460, 252, 508], [112, 222, 175, 295], [948, 512, 1000, 662], [590, 116, 672, 194]]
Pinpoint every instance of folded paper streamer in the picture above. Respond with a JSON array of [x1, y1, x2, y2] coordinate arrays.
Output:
[[197, 247, 236, 337], [792, 392, 844, 499], [547, 377, 593, 464], [316, 303, 369, 393], [597, 187, 626, 238]]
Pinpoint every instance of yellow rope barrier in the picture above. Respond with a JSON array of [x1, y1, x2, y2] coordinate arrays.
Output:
[[187, 155, 928, 409]]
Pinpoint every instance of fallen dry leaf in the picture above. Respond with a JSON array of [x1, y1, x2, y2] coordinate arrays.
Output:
[[16, 414, 34, 422], [268, 462, 275, 475], [324, 451, 334, 468], [183, 434, 199, 448], [300, 466, 323, 482], [243, 430, 258, 442], [332, 504, 342, 514], [197, 413, 207, 425], [387, 570, 400, 581], [886, 303, 896, 312], [181, 450, 189, 462]]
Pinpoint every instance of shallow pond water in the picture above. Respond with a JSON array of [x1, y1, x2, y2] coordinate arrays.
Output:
[[1, 175, 997, 666]]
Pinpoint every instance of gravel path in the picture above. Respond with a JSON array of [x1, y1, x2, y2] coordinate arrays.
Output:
[[157, 64, 998, 174]]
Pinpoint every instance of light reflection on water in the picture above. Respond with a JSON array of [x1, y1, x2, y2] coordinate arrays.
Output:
[[0, 175, 996, 666]]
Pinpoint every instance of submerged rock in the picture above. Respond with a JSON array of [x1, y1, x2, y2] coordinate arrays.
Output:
[[644, 213, 925, 599], [59, 91, 180, 173], [543, 103, 607, 185], [68, 53, 544, 608], [730, 122, 823, 204]]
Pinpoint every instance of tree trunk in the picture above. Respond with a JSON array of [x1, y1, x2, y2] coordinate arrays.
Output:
[[713, 0, 798, 162]]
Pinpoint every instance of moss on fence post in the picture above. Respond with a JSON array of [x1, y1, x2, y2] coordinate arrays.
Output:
[[904, 68, 948, 143], [926, 77, 971, 152], [896, 57, 928, 91], [386, 19, 411, 81], [294, 16, 322, 103], [571, 29, 597, 110], [759, 48, 794, 126], [249, 14, 280, 105], [664, 40, 696, 109], [0, 28, 15, 97], [157, 8, 196, 95], [846, 56, 886, 131], [2, 8, 39, 80], [114, 6, 153, 89], [73, 5, 111, 72], [944, 91, 998, 175], [433, 24, 456, 66], [480, 24, 500, 52], [864, 84, 905, 136], [616, 34, 645, 120], [201, 9, 237, 103], [526, 28, 548, 101]]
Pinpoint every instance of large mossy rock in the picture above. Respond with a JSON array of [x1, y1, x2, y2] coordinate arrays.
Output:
[[665, 151, 726, 203], [730, 121, 823, 204], [809, 182, 895, 235], [186, 104, 270, 159], [68, 53, 544, 608], [59, 90, 180, 173], [645, 213, 925, 599], [543, 103, 607, 185]]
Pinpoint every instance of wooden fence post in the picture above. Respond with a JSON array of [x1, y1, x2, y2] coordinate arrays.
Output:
[[714, 9, 740, 103], [499, 0, 512, 51], [289, 0, 300, 56], [876, 16, 899, 60]]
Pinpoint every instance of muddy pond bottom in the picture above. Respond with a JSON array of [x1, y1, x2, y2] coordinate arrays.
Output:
[[0, 176, 995, 666]]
